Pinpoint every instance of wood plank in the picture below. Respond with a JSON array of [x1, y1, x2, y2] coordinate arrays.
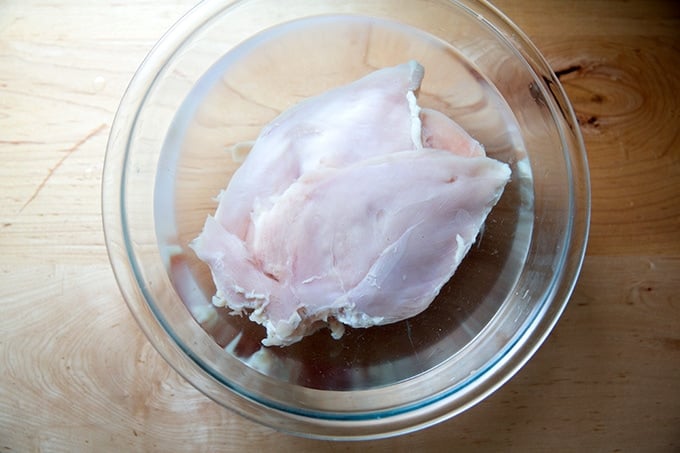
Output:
[[1, 0, 679, 451]]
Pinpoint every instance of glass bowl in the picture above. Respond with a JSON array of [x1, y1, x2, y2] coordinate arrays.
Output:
[[102, 0, 590, 440]]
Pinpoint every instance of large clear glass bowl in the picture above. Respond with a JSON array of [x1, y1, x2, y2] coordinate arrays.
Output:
[[102, 0, 590, 440]]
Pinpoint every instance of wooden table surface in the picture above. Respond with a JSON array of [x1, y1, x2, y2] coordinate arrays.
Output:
[[2, 0, 679, 451]]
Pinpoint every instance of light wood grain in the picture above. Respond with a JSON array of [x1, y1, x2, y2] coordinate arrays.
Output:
[[1, 0, 679, 451]]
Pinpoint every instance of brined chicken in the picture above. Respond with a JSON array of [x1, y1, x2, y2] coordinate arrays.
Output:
[[192, 61, 510, 346]]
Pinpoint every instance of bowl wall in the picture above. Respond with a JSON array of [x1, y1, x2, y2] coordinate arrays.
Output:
[[103, 0, 589, 439]]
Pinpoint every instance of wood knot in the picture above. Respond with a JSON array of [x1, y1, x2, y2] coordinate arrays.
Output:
[[555, 65, 583, 80]]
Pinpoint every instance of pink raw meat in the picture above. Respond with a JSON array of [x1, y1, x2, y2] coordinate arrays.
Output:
[[191, 61, 510, 346]]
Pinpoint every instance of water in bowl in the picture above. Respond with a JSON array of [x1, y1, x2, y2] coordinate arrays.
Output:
[[154, 14, 533, 391]]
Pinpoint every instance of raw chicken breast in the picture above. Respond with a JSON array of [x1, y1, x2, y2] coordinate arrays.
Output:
[[191, 61, 511, 346]]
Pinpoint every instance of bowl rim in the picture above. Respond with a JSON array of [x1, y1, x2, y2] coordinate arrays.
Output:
[[102, 0, 590, 440]]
